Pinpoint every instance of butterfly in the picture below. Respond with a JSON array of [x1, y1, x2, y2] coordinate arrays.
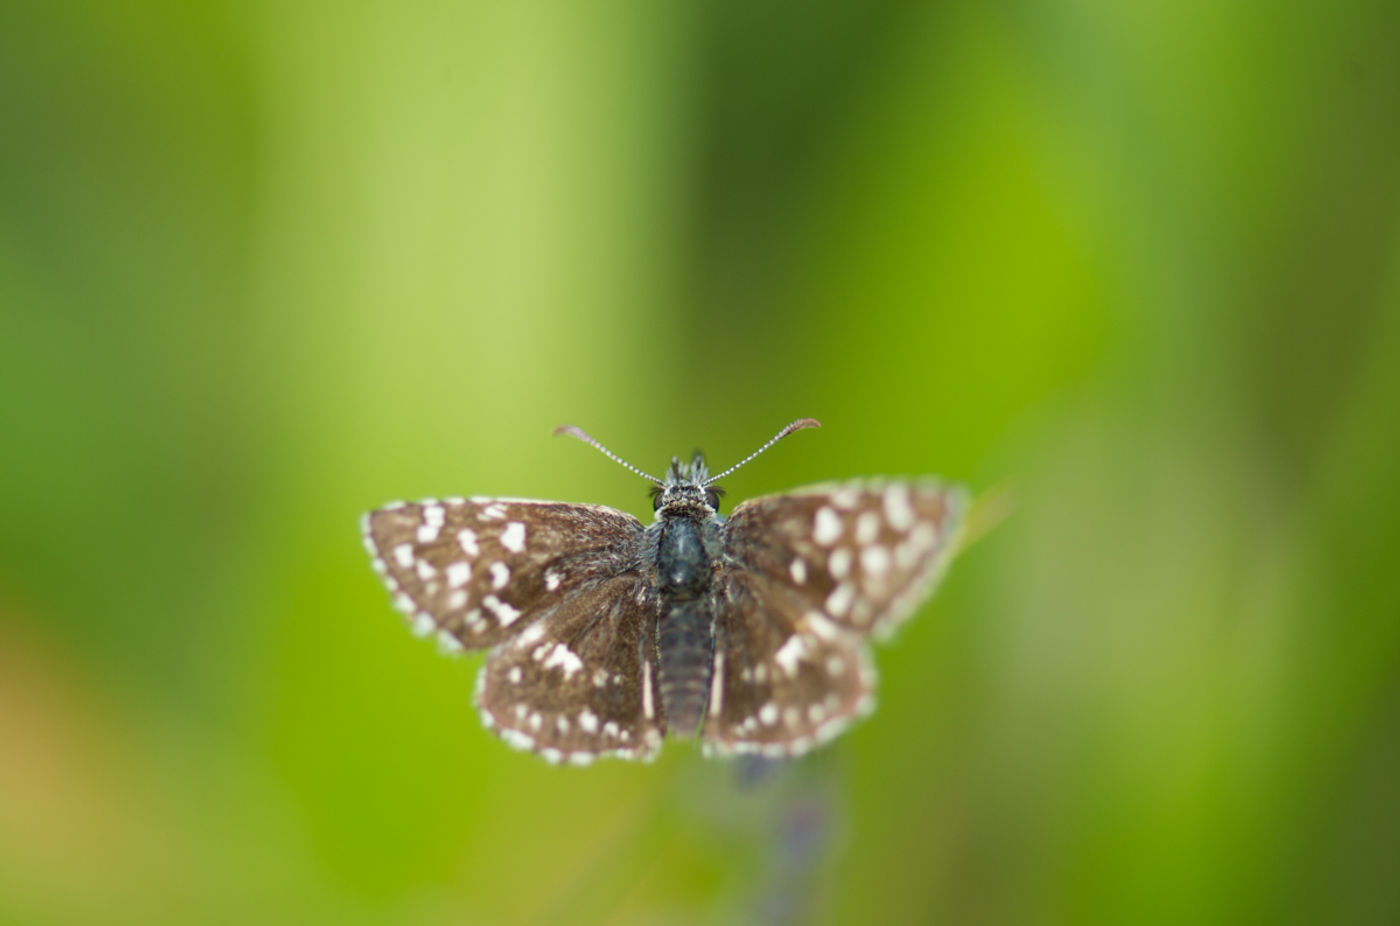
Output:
[[361, 419, 967, 764]]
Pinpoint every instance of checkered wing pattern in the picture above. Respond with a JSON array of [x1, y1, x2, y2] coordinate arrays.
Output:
[[702, 479, 967, 757], [362, 497, 665, 763]]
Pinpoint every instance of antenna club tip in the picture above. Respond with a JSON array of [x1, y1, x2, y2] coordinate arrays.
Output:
[[553, 424, 584, 438], [791, 417, 822, 432]]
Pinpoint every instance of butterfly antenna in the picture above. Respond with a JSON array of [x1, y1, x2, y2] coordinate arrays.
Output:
[[705, 418, 822, 485], [554, 424, 663, 485]]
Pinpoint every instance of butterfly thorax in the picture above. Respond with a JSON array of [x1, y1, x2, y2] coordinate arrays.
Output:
[[650, 459, 722, 595]]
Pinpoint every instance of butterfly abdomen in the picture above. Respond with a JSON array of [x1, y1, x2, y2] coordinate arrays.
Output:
[[654, 517, 717, 737], [656, 598, 714, 737]]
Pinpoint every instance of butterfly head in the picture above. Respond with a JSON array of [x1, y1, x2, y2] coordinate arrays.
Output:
[[554, 418, 822, 519], [651, 454, 723, 515]]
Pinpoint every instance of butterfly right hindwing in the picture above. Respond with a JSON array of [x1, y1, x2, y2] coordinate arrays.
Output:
[[702, 568, 876, 758]]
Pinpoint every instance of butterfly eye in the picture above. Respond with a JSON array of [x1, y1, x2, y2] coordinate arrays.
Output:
[[706, 489, 721, 511], [653, 492, 666, 511]]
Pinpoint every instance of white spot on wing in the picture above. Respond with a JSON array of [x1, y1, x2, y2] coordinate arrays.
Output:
[[856, 511, 881, 545], [579, 709, 599, 733], [709, 650, 725, 719], [759, 702, 779, 725], [789, 558, 808, 584], [501, 521, 526, 553], [457, 528, 479, 557], [774, 635, 808, 676], [416, 523, 440, 543], [909, 523, 938, 550], [832, 486, 861, 508], [415, 559, 436, 581], [447, 589, 467, 610], [411, 613, 435, 637], [542, 643, 584, 679], [826, 582, 856, 618], [393, 544, 414, 569], [883, 484, 915, 531], [805, 611, 843, 641], [501, 729, 533, 751], [483, 595, 521, 627], [545, 570, 561, 591], [861, 545, 891, 576], [490, 562, 510, 590], [828, 548, 852, 580], [814, 507, 843, 546], [446, 561, 471, 588]]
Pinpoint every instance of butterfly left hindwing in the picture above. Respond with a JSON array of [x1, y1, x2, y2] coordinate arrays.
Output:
[[475, 573, 667, 763]]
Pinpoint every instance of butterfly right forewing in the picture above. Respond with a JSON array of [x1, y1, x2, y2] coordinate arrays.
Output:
[[722, 478, 968, 639]]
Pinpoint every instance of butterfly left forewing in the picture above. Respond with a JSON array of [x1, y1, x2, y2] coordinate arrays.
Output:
[[361, 497, 644, 652]]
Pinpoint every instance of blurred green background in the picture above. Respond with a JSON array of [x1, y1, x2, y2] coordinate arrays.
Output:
[[3, 0, 1399, 923]]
